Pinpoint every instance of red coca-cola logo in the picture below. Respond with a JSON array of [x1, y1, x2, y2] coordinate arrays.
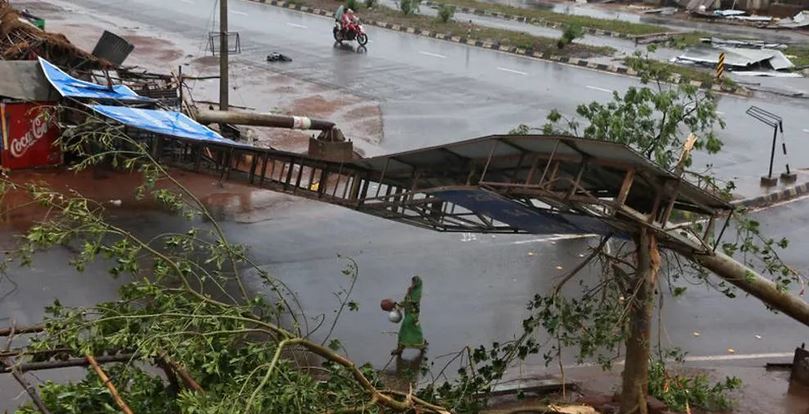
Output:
[[11, 112, 51, 158]]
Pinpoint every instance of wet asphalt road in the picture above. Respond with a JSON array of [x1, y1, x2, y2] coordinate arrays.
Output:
[[1, 191, 806, 388], [1, 0, 809, 408], [42, 0, 809, 182]]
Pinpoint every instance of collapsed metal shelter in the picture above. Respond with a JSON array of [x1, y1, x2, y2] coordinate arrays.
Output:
[[147, 132, 733, 255]]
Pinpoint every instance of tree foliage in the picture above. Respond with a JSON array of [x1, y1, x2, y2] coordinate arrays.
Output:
[[399, 0, 420, 16], [507, 51, 805, 410], [557, 24, 583, 49], [437, 4, 455, 23], [3, 113, 449, 414]]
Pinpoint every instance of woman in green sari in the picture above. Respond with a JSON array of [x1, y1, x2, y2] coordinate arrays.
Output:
[[392, 276, 427, 356]]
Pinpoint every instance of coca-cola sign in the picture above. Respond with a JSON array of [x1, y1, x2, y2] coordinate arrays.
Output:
[[10, 111, 52, 158], [2, 103, 61, 170]]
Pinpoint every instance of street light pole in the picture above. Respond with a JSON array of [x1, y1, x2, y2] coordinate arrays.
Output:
[[219, 0, 229, 111]]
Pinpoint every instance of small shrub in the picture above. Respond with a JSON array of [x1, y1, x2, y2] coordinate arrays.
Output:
[[557, 23, 584, 49], [399, 0, 420, 16], [347, 0, 359, 11], [365, 0, 377, 8], [437, 4, 455, 23]]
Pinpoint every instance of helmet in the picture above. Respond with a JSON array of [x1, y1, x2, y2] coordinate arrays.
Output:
[[347, 8, 354, 12]]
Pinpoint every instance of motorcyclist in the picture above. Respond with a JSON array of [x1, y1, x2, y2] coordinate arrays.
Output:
[[340, 8, 356, 35], [335, 4, 345, 28]]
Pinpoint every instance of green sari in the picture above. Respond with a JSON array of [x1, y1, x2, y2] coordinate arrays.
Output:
[[397, 276, 426, 349]]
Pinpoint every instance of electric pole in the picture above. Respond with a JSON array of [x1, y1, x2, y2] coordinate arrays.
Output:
[[219, 0, 229, 111]]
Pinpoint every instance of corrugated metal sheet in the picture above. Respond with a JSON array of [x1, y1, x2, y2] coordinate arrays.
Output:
[[0, 61, 58, 101], [348, 135, 731, 212]]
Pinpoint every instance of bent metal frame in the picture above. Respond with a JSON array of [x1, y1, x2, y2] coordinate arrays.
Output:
[[150, 133, 732, 255]]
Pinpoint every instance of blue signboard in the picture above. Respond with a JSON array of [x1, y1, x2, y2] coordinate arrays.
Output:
[[89, 105, 233, 143], [39, 57, 154, 102], [431, 188, 614, 236]]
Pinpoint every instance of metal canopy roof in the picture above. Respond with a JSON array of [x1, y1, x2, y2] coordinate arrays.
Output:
[[153, 132, 731, 252], [349, 134, 731, 215]]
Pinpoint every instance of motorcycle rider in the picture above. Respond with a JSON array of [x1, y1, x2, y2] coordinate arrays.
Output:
[[340, 8, 356, 35], [334, 4, 344, 28]]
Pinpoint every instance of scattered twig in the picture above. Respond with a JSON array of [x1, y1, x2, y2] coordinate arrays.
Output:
[[1, 357, 52, 414]]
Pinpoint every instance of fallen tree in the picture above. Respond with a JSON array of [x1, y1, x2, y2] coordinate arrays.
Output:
[[1, 117, 451, 413], [509, 51, 808, 413]]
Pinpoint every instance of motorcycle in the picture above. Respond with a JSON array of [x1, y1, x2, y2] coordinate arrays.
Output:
[[333, 17, 368, 46]]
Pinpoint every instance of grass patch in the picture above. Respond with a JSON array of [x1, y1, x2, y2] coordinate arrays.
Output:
[[296, 0, 614, 58], [785, 45, 809, 67], [431, 0, 667, 36]]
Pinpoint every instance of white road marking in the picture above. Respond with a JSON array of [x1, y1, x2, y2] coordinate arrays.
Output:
[[419, 51, 447, 59], [586, 85, 612, 93], [683, 352, 794, 362], [497, 67, 528, 76], [286, 22, 308, 29], [561, 352, 794, 369], [232, 10, 248, 15], [460, 232, 478, 242], [509, 234, 596, 245], [803, 129, 809, 133]]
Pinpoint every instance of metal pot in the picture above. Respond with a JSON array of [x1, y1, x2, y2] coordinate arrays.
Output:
[[388, 309, 403, 323]]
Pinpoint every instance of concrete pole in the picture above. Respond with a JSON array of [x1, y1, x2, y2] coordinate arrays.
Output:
[[694, 250, 809, 327], [195, 109, 337, 131], [219, 0, 229, 111]]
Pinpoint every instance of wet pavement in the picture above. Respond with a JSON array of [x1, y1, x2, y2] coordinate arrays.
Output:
[[1, 169, 808, 411], [1, 0, 809, 410], [28, 0, 809, 183]]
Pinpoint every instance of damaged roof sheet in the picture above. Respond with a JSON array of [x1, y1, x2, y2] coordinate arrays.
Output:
[[0, 60, 58, 101], [88, 105, 233, 143], [39, 57, 154, 102], [677, 47, 794, 70]]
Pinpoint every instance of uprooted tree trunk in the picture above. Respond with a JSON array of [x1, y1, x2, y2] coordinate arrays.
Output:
[[620, 229, 660, 414]]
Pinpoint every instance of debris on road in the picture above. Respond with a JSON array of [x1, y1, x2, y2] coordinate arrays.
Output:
[[734, 71, 803, 78], [701, 37, 786, 50], [487, 378, 578, 397], [775, 11, 809, 29], [713, 9, 746, 18], [267, 52, 292, 62], [642, 7, 677, 15], [0, 1, 109, 68], [676, 46, 797, 74]]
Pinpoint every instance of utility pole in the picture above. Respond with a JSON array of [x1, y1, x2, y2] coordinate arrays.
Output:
[[219, 0, 229, 111]]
